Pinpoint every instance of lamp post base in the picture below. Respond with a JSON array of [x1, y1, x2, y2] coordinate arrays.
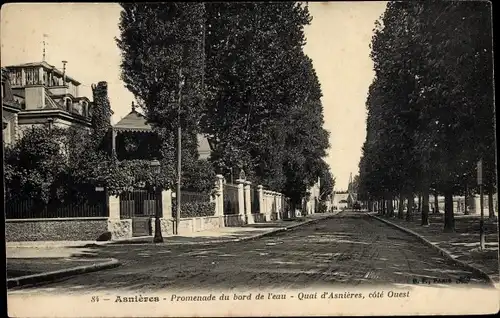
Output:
[[153, 235, 164, 243]]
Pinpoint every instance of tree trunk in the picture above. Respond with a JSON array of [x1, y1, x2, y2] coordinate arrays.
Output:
[[388, 196, 395, 217], [417, 194, 422, 213], [443, 188, 455, 232], [406, 194, 413, 221], [488, 187, 495, 219], [421, 188, 430, 226], [398, 195, 404, 219], [464, 183, 469, 215], [433, 191, 439, 214], [381, 199, 386, 215]]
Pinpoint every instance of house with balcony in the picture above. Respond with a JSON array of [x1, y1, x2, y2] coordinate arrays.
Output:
[[4, 61, 94, 139]]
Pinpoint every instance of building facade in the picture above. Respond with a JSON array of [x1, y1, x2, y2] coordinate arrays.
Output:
[[2, 68, 22, 145], [4, 61, 93, 140]]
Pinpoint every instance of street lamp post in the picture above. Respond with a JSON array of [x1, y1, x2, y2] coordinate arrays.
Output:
[[150, 159, 163, 243], [172, 32, 203, 235], [175, 69, 185, 236]]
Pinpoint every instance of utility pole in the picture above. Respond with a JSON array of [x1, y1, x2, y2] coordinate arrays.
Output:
[[478, 159, 485, 250], [176, 67, 184, 235]]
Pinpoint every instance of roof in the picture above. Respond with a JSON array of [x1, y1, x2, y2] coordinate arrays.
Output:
[[5, 61, 81, 85], [114, 109, 152, 132], [114, 107, 212, 157]]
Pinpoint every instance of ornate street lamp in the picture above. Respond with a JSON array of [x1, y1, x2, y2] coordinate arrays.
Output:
[[150, 159, 163, 243]]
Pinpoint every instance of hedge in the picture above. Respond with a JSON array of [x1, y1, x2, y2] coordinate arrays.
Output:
[[172, 201, 216, 218]]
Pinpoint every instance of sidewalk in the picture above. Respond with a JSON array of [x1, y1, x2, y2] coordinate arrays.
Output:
[[370, 212, 499, 283], [101, 211, 337, 246], [7, 212, 337, 249], [7, 256, 120, 289], [7, 212, 338, 288]]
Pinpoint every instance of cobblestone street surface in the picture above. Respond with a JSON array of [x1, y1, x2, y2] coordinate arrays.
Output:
[[9, 211, 493, 295]]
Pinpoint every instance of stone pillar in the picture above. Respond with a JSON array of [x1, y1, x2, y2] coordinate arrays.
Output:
[[276, 193, 282, 219], [244, 181, 253, 224], [258, 185, 265, 217], [109, 195, 120, 219], [162, 189, 172, 220], [236, 179, 246, 223], [274, 192, 281, 220], [215, 174, 224, 217]]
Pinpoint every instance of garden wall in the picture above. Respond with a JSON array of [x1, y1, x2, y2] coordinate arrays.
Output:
[[5, 217, 109, 241], [151, 215, 225, 237]]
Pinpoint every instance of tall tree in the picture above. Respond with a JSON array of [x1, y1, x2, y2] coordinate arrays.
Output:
[[203, 2, 329, 205], [116, 3, 206, 190]]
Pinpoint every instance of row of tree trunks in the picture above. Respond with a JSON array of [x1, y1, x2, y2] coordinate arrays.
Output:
[[369, 187, 496, 232]]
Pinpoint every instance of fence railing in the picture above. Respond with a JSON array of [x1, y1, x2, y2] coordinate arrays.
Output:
[[119, 189, 161, 219], [5, 193, 107, 219]]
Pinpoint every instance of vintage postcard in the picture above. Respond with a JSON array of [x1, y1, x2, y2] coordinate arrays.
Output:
[[2, 1, 499, 317]]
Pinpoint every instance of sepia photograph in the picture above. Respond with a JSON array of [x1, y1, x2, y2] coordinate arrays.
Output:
[[2, 1, 499, 317]]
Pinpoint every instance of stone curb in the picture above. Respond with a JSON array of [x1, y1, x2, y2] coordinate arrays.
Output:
[[101, 213, 339, 247], [7, 258, 121, 289], [368, 213, 495, 287]]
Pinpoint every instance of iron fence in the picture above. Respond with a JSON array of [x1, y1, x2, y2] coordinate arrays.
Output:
[[119, 188, 161, 219], [5, 191, 107, 219], [223, 183, 239, 215]]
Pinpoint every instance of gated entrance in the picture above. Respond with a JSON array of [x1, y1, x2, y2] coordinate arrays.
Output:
[[251, 186, 259, 214], [223, 183, 239, 215], [120, 188, 162, 237]]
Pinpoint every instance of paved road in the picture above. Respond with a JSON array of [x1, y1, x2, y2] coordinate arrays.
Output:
[[9, 211, 491, 295]]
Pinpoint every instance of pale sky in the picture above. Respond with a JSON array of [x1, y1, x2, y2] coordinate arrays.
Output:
[[1, 2, 387, 190]]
